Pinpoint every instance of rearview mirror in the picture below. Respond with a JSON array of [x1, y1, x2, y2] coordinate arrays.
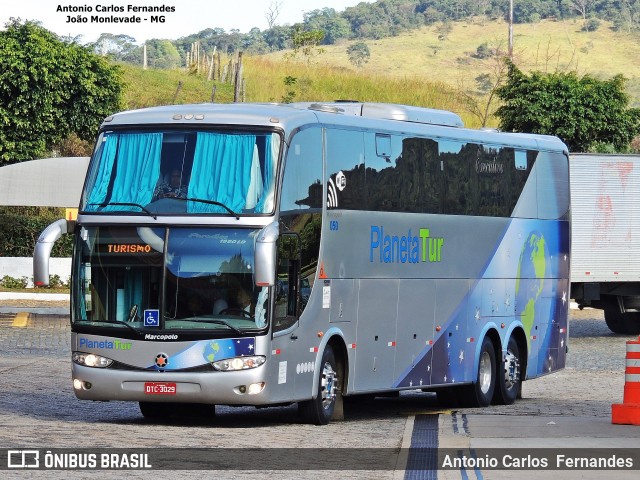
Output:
[[33, 219, 72, 287], [254, 221, 279, 287]]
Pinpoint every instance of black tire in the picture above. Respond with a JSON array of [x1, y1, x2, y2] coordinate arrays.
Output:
[[604, 304, 640, 334], [176, 403, 216, 420], [436, 386, 465, 407], [463, 336, 497, 407], [139, 402, 215, 421], [493, 335, 522, 405], [139, 401, 172, 419], [343, 393, 375, 405], [299, 345, 341, 425]]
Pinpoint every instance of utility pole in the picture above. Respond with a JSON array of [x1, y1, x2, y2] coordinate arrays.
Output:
[[508, 0, 514, 59], [143, 42, 147, 70]]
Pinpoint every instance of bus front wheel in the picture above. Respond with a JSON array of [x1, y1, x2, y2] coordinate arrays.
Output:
[[299, 345, 341, 425], [139, 402, 215, 421], [139, 401, 171, 419]]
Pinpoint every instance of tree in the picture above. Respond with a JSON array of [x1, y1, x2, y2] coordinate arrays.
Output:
[[303, 8, 351, 45], [264, 24, 292, 51], [265, 1, 282, 29], [459, 45, 510, 127], [571, 0, 592, 25], [244, 27, 269, 54], [286, 27, 325, 63], [495, 60, 640, 152], [146, 39, 182, 69], [346, 42, 371, 68], [90, 33, 141, 63], [0, 19, 123, 164]]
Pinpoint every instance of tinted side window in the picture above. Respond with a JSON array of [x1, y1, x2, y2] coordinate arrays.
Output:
[[441, 140, 472, 215], [536, 151, 569, 220], [365, 133, 440, 213], [475, 144, 510, 217], [280, 127, 323, 213], [326, 128, 546, 219], [443, 143, 534, 217], [325, 128, 366, 210], [279, 127, 323, 321]]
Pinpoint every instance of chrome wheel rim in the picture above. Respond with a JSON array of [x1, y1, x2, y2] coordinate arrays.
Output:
[[503, 350, 520, 390], [479, 351, 492, 394], [320, 361, 337, 410]]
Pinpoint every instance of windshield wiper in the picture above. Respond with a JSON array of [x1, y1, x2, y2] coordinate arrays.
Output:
[[188, 318, 243, 335], [110, 320, 145, 336], [86, 202, 157, 220], [172, 197, 239, 219]]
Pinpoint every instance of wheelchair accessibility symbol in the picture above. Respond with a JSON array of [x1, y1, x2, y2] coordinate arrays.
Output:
[[144, 309, 160, 327]]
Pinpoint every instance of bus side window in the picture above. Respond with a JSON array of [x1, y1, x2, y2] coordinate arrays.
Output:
[[274, 233, 301, 332], [279, 126, 322, 320], [325, 128, 365, 210]]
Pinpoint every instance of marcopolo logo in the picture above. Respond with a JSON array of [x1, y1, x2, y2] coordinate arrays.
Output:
[[370, 225, 444, 264]]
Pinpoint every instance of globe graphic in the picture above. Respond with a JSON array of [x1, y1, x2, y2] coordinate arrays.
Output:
[[515, 232, 549, 354], [203, 341, 221, 363]]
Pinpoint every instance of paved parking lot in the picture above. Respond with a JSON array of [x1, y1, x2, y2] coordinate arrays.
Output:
[[0, 307, 638, 479]]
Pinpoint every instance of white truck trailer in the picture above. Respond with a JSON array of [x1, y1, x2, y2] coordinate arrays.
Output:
[[571, 154, 640, 334]]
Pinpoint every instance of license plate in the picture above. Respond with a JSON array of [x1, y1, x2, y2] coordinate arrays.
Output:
[[144, 382, 177, 395]]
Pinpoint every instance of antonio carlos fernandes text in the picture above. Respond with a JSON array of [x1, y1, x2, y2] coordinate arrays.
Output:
[[441, 454, 634, 469]]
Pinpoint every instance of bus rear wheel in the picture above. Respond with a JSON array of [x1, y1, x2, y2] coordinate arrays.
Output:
[[493, 335, 522, 405], [463, 336, 496, 407], [299, 345, 341, 425]]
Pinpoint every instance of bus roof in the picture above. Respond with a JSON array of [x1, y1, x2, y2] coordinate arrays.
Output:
[[101, 102, 568, 154]]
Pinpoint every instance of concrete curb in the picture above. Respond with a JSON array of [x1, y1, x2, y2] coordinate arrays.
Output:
[[0, 292, 69, 301], [0, 307, 69, 315]]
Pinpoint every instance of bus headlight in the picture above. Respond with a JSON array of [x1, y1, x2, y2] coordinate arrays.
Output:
[[212, 355, 266, 371], [72, 352, 113, 368]]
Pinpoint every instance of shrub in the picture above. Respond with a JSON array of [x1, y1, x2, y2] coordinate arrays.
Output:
[[0, 207, 73, 257], [1, 275, 29, 289], [582, 19, 601, 32]]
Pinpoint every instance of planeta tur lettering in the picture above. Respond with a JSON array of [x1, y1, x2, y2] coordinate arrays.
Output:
[[370, 226, 444, 264]]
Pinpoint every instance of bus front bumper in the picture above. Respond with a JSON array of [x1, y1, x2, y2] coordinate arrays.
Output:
[[71, 364, 272, 405]]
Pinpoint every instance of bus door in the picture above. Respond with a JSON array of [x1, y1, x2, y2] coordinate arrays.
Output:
[[269, 232, 301, 401]]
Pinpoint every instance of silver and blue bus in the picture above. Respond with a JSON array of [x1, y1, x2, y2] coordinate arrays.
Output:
[[34, 102, 570, 425]]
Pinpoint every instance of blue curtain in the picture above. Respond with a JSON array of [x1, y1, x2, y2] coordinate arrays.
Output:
[[87, 133, 162, 211], [255, 135, 273, 213], [86, 135, 118, 208], [108, 133, 163, 211], [124, 270, 144, 318], [188, 133, 256, 213]]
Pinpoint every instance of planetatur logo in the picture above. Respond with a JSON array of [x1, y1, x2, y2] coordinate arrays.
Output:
[[8, 450, 39, 468]]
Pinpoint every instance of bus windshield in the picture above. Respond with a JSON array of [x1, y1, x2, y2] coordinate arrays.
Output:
[[81, 129, 280, 215], [72, 226, 268, 333]]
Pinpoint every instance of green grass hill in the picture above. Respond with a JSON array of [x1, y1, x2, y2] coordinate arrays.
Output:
[[120, 18, 640, 129]]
